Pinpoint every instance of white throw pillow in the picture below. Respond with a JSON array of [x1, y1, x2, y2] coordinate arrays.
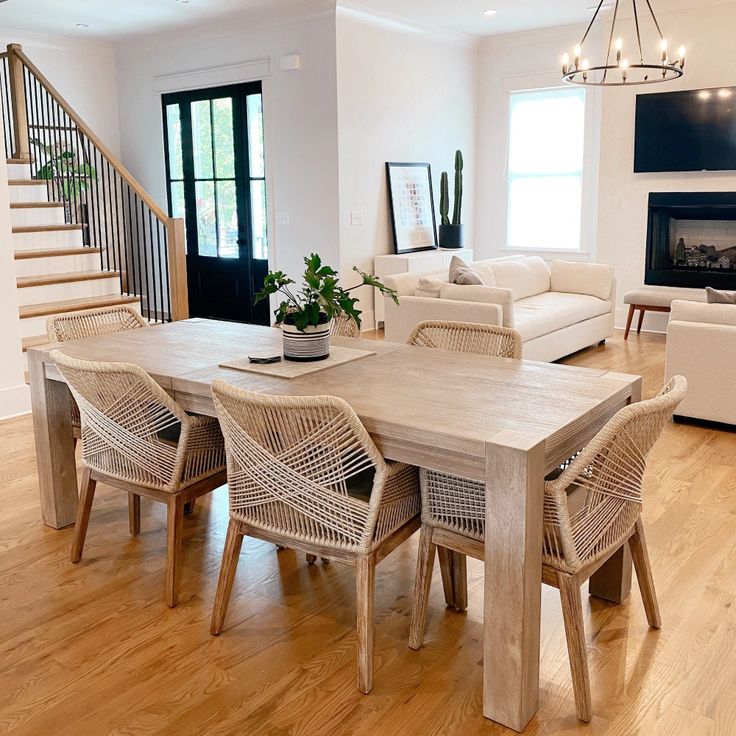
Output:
[[488, 256, 550, 301], [414, 276, 444, 298], [550, 260, 614, 301]]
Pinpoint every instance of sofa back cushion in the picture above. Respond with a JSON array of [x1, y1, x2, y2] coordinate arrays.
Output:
[[550, 260, 614, 301], [485, 256, 550, 301]]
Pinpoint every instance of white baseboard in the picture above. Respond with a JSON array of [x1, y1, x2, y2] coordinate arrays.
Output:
[[359, 310, 375, 333], [0, 383, 31, 420]]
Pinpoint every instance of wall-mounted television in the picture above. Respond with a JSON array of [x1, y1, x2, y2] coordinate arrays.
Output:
[[634, 87, 736, 173]]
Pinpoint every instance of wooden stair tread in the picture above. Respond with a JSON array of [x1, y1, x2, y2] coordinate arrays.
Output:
[[10, 201, 64, 209], [22, 334, 50, 352], [8, 179, 46, 186], [7, 157, 32, 164], [12, 224, 83, 233], [15, 247, 102, 260], [17, 270, 121, 288], [19, 295, 139, 320]]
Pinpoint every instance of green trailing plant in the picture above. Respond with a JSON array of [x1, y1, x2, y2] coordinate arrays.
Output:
[[439, 171, 450, 226], [452, 149, 463, 226], [31, 138, 97, 202], [255, 253, 399, 331]]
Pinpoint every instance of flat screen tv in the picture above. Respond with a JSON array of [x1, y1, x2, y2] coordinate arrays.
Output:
[[634, 87, 736, 173]]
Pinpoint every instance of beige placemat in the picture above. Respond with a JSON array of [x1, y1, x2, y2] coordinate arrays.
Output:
[[219, 345, 376, 379]]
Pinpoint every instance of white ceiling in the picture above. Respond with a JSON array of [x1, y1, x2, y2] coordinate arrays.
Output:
[[0, 0, 733, 41]]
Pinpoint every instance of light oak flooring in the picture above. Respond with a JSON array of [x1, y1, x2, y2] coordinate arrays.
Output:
[[2, 330, 735, 735]]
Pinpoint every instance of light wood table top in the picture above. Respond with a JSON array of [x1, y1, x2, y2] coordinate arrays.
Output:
[[27, 319, 642, 731]]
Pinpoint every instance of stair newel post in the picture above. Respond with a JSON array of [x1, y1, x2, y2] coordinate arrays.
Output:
[[6, 43, 30, 162], [166, 217, 189, 321]]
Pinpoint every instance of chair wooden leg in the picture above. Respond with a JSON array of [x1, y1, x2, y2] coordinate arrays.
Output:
[[184, 500, 195, 515], [356, 554, 376, 694], [629, 519, 661, 629], [128, 493, 141, 536], [624, 304, 636, 340], [306, 553, 317, 564], [165, 495, 185, 608], [210, 518, 244, 635], [558, 571, 592, 723], [438, 547, 467, 612], [637, 307, 646, 335], [409, 525, 436, 650], [70, 467, 96, 563]]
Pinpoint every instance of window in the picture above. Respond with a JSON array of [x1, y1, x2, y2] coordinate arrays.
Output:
[[506, 87, 586, 251]]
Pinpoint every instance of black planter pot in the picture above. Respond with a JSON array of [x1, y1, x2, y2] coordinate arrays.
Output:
[[439, 224, 464, 249]]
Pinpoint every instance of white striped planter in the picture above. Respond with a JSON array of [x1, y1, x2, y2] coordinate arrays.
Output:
[[282, 319, 332, 362]]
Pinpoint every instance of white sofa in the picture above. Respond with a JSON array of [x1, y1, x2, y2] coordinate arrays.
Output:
[[383, 255, 615, 362], [665, 299, 736, 425]]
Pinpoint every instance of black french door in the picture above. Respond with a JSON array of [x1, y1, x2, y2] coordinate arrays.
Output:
[[162, 82, 269, 324]]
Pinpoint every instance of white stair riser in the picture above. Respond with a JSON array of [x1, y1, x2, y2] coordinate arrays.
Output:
[[11, 207, 66, 227], [16, 276, 121, 306], [12, 229, 83, 250], [15, 252, 102, 278], [7, 163, 32, 179], [8, 184, 49, 203]]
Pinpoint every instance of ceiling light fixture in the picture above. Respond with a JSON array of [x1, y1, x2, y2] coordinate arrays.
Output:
[[483, 9, 496, 17], [561, 0, 686, 87], [75, 23, 90, 28]]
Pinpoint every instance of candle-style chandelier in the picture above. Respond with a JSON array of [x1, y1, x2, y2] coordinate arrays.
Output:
[[562, 0, 686, 86]]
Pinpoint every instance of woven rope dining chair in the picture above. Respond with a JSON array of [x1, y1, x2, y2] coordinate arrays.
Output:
[[408, 320, 522, 359], [409, 375, 687, 723], [209, 380, 420, 693], [408, 319, 522, 610], [331, 313, 361, 338], [50, 350, 227, 607]]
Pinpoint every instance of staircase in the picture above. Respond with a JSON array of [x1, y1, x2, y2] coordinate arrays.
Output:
[[0, 43, 188, 376]]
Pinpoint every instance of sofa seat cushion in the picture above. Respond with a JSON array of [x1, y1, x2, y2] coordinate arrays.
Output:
[[487, 256, 551, 301], [513, 292, 611, 342]]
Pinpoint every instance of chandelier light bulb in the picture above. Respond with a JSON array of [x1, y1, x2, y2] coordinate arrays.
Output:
[[562, 51, 570, 75], [621, 58, 629, 82], [574, 43, 582, 68], [678, 45, 686, 68], [660, 38, 668, 62], [615, 37, 623, 63]]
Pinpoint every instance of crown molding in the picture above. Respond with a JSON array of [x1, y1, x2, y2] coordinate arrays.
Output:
[[336, 3, 478, 49]]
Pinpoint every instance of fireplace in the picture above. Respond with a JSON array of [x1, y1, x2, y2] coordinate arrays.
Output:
[[645, 192, 736, 290]]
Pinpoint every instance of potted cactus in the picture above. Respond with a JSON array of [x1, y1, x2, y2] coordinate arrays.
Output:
[[439, 149, 464, 249], [255, 253, 398, 361]]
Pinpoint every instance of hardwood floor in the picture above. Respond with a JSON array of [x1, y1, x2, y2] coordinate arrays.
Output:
[[1, 330, 735, 735]]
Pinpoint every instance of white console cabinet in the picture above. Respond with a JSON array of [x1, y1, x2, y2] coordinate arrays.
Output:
[[374, 248, 473, 327]]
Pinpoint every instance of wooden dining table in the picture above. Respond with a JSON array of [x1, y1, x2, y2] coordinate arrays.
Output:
[[27, 318, 641, 732]]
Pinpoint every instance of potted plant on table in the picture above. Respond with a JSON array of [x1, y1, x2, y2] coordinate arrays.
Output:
[[255, 253, 399, 362], [439, 149, 464, 249]]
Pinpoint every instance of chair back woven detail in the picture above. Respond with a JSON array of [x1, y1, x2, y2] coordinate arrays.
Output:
[[331, 314, 361, 338], [408, 320, 522, 359], [46, 305, 148, 343], [51, 351, 216, 491], [543, 375, 687, 572], [212, 381, 417, 553]]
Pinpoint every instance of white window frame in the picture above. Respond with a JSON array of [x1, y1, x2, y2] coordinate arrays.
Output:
[[500, 71, 601, 262]]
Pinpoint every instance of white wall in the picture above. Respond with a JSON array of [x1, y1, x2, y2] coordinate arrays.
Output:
[[0, 27, 121, 155], [475, 4, 736, 331], [596, 3, 736, 332], [114, 12, 340, 283], [336, 11, 477, 327], [0, 113, 30, 418]]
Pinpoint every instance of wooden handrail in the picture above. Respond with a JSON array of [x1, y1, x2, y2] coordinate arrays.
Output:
[[7, 44, 30, 161], [12, 45, 169, 222]]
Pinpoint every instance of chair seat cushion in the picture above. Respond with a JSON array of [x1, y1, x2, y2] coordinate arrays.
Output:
[[514, 292, 612, 342], [623, 286, 706, 307]]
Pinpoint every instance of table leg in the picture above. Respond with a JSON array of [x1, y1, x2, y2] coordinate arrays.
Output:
[[28, 351, 78, 529], [483, 437, 545, 732]]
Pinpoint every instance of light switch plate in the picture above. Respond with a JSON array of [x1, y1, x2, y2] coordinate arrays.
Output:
[[276, 212, 290, 225], [350, 211, 365, 226]]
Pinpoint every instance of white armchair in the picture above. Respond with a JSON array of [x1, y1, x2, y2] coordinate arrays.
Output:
[[665, 299, 736, 425]]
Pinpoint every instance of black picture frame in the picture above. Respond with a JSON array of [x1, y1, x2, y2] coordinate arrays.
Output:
[[385, 162, 438, 254]]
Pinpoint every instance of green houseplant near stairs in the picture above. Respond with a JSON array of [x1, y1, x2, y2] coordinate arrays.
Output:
[[255, 254, 398, 361]]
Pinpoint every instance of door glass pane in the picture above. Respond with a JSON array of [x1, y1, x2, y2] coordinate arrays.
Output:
[[212, 98, 235, 179], [195, 180, 217, 256], [250, 179, 268, 260], [217, 180, 238, 259], [166, 104, 183, 180], [191, 100, 214, 179], [246, 94, 265, 178], [169, 181, 187, 252]]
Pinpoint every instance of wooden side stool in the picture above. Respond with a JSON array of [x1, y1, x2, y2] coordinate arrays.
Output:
[[623, 287, 706, 340]]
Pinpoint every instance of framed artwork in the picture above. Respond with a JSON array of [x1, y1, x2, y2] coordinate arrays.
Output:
[[385, 162, 438, 254]]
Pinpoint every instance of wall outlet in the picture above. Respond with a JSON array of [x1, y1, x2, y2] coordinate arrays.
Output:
[[350, 211, 365, 226], [276, 212, 290, 225]]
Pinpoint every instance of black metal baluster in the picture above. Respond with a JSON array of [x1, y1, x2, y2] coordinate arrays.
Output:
[[146, 210, 159, 322], [112, 171, 126, 294], [99, 153, 111, 273], [155, 218, 165, 323], [130, 187, 146, 319], [139, 199, 151, 320]]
